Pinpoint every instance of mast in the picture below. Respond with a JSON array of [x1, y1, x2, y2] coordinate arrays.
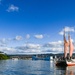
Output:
[[68, 32, 70, 59], [64, 28, 69, 59], [64, 29, 67, 58], [64, 29, 66, 58], [68, 32, 74, 59]]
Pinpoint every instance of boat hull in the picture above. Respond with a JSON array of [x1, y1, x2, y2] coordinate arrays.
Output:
[[66, 60, 75, 66], [56, 60, 67, 66], [56, 59, 75, 66]]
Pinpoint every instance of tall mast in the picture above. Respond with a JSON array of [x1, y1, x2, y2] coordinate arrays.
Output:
[[68, 32, 70, 59], [64, 28, 69, 58], [64, 28, 67, 58], [64, 29, 65, 58], [68, 31, 74, 59]]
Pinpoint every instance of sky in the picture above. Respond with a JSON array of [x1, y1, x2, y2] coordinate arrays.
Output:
[[0, 0, 75, 54]]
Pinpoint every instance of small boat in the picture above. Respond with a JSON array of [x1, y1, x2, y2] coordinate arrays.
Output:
[[32, 55, 50, 60], [12, 58, 18, 60], [56, 28, 75, 66], [50, 56, 53, 60]]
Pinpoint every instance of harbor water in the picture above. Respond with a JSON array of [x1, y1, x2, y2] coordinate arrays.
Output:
[[0, 59, 75, 75]]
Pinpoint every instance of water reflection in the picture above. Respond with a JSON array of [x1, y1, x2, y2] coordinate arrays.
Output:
[[66, 66, 75, 75], [0, 60, 52, 75], [55, 66, 75, 75], [55, 66, 66, 75]]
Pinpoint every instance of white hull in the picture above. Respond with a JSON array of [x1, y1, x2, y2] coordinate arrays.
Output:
[[66, 59, 75, 66]]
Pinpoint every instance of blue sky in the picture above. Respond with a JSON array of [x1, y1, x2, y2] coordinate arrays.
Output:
[[0, 0, 75, 54]]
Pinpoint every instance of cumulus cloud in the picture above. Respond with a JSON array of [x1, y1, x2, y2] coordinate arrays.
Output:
[[0, 47, 17, 54], [14, 36, 22, 41], [23, 43, 41, 49], [0, 34, 74, 54], [59, 31, 64, 35], [15, 43, 41, 53], [64, 26, 74, 32], [44, 41, 63, 47], [34, 34, 44, 39], [14, 40, 64, 54], [26, 34, 30, 39], [42, 40, 64, 53], [0, 40, 75, 54], [0, 40, 63, 54], [59, 26, 75, 35], [7, 4, 19, 12], [0, 39, 64, 54]]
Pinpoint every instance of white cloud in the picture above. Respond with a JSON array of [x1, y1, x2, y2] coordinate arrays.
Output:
[[34, 34, 44, 39], [15, 43, 42, 53], [0, 47, 16, 54], [0, 39, 64, 54], [7, 4, 19, 12], [23, 43, 41, 49], [44, 41, 63, 47], [15, 36, 22, 41], [64, 26, 75, 32], [0, 35, 74, 54], [59, 26, 75, 35], [26, 34, 30, 39], [43, 40, 64, 53], [59, 31, 64, 35], [16, 43, 41, 50], [14, 40, 64, 54], [0, 39, 74, 54]]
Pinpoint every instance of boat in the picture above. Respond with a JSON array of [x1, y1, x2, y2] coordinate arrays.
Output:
[[56, 29, 75, 66], [32, 55, 50, 61], [50, 56, 53, 60], [66, 32, 75, 66], [12, 58, 19, 60], [56, 60, 67, 66]]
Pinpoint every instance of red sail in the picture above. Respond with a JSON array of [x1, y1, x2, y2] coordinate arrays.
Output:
[[64, 37, 69, 58], [69, 37, 74, 57]]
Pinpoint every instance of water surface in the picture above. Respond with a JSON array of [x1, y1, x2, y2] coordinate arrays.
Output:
[[0, 60, 75, 75]]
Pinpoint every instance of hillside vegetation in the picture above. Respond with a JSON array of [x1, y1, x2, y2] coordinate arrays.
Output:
[[0, 54, 8, 60]]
